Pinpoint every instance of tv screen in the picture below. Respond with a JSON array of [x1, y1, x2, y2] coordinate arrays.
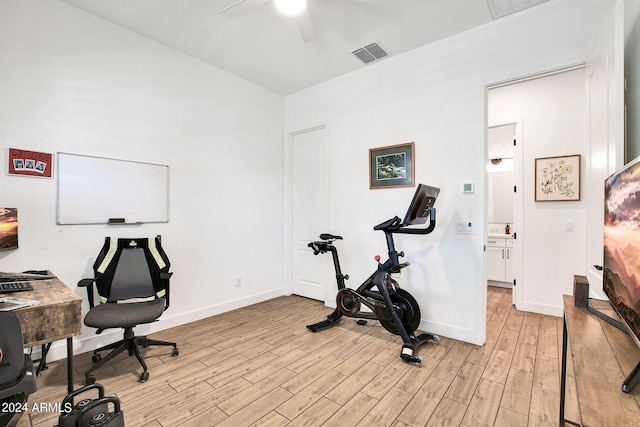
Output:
[[402, 184, 440, 225], [603, 157, 640, 349], [0, 208, 18, 250]]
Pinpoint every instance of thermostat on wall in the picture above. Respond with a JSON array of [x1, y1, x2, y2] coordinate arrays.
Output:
[[463, 182, 475, 193]]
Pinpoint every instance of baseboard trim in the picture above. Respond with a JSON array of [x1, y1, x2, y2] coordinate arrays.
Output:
[[517, 301, 563, 317], [420, 319, 481, 346]]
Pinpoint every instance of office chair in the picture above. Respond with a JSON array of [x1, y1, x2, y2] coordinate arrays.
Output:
[[0, 312, 37, 427], [79, 236, 178, 384]]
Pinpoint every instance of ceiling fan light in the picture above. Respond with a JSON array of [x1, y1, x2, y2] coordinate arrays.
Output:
[[275, 0, 306, 16]]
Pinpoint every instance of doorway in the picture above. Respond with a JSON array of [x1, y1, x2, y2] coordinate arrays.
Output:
[[486, 122, 519, 306], [486, 65, 586, 313], [288, 125, 329, 301]]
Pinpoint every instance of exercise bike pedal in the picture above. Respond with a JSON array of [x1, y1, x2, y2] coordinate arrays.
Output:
[[400, 347, 423, 364]]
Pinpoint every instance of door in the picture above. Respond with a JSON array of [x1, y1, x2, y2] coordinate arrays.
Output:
[[291, 126, 329, 301]]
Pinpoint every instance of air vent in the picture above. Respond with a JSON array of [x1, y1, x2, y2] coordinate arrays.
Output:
[[486, 0, 550, 19], [353, 42, 388, 64]]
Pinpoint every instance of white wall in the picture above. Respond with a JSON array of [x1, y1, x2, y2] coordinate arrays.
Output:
[[0, 0, 285, 359], [625, 1, 640, 161], [488, 68, 588, 315], [285, 0, 613, 345]]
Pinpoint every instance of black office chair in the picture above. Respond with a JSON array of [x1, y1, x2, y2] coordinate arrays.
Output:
[[79, 236, 178, 384], [0, 312, 37, 427]]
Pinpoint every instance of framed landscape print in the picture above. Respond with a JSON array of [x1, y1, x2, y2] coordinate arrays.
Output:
[[535, 154, 580, 201], [369, 142, 415, 189]]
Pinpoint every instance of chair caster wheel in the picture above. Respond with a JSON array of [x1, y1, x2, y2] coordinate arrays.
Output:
[[171, 347, 179, 356], [432, 335, 440, 343], [92, 353, 102, 363], [139, 371, 149, 382], [85, 375, 96, 386]]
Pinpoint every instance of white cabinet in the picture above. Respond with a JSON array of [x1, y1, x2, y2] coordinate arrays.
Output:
[[505, 239, 515, 283], [487, 237, 515, 284], [487, 244, 506, 281]]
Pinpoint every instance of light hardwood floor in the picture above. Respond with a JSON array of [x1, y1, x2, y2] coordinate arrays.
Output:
[[17, 286, 572, 426]]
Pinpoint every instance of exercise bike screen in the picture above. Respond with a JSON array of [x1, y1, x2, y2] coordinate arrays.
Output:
[[403, 184, 440, 225]]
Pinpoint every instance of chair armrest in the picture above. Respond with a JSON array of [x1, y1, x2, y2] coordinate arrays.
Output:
[[77, 278, 96, 287], [77, 278, 97, 308], [160, 271, 172, 310]]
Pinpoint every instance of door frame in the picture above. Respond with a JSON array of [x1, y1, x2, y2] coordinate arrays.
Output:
[[283, 123, 330, 303]]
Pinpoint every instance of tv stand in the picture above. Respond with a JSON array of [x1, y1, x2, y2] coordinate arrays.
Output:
[[586, 300, 627, 334], [561, 295, 640, 426], [623, 360, 640, 394], [585, 299, 640, 393]]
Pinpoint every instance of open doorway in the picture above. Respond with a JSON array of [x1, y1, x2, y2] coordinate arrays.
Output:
[[486, 65, 587, 315], [487, 123, 517, 304]]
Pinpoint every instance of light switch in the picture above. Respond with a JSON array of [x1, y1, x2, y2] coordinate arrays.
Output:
[[565, 221, 574, 232], [456, 221, 473, 234]]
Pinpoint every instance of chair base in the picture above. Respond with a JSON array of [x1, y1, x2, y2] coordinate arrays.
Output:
[[85, 327, 178, 384]]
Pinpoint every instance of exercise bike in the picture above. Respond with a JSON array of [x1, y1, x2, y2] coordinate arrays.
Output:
[[306, 184, 440, 364]]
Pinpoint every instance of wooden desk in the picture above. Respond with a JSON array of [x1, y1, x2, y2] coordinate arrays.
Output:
[[12, 275, 82, 392], [561, 295, 640, 426]]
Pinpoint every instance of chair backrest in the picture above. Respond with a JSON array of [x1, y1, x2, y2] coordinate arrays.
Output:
[[92, 236, 170, 304], [0, 312, 25, 386]]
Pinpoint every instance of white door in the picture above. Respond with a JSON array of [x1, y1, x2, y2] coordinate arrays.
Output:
[[291, 126, 329, 301]]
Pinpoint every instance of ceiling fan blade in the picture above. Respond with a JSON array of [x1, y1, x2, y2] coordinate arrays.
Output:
[[297, 7, 317, 43], [219, 0, 271, 19]]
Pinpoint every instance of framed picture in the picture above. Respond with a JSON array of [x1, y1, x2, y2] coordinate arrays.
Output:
[[0, 208, 18, 250], [369, 142, 415, 189], [535, 154, 580, 201], [7, 148, 53, 178]]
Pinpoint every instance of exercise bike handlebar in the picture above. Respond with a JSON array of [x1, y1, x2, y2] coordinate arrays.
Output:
[[373, 207, 437, 235]]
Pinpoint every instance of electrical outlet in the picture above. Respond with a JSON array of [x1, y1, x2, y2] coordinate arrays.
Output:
[[235, 277, 242, 287]]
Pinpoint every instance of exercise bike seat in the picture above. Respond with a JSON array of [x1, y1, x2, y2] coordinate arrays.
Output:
[[319, 233, 342, 241]]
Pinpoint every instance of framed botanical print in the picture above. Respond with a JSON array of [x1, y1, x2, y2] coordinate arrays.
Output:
[[535, 154, 580, 201]]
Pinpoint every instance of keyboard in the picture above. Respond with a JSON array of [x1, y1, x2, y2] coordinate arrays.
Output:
[[0, 281, 34, 294]]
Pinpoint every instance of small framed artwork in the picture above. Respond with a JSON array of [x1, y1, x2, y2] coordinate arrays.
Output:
[[369, 142, 415, 189], [0, 208, 18, 250], [535, 154, 580, 201], [8, 148, 53, 178]]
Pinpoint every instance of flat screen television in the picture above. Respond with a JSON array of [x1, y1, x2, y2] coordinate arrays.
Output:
[[0, 208, 18, 251], [603, 155, 640, 392]]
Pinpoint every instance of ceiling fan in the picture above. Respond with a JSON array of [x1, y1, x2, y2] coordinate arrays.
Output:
[[219, 0, 379, 43]]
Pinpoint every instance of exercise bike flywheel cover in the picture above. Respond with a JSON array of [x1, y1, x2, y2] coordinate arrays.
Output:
[[380, 288, 421, 336], [336, 289, 361, 316]]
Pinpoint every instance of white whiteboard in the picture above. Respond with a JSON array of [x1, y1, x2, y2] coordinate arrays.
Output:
[[57, 153, 169, 225]]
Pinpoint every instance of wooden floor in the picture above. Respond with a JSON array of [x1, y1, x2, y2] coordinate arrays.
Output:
[[18, 286, 574, 426]]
